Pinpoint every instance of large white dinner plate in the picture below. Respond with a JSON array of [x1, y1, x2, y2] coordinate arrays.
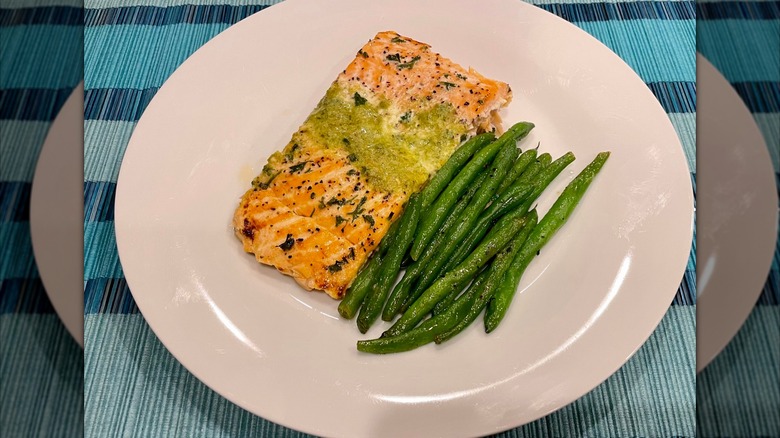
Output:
[[115, 0, 694, 435], [696, 54, 778, 372], [30, 82, 84, 348]]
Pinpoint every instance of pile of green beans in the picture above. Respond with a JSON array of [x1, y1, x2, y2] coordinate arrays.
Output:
[[337, 121, 610, 354]]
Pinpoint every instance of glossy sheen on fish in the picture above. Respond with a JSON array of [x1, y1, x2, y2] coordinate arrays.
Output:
[[234, 31, 512, 298]]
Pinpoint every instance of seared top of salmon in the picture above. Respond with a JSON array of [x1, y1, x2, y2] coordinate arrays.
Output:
[[341, 31, 512, 133], [234, 31, 512, 298]]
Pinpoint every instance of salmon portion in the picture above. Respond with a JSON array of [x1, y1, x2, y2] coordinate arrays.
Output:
[[234, 31, 512, 299]]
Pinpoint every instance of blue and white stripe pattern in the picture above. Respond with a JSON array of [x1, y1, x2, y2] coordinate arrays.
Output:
[[0, 2, 84, 436], [79, 0, 698, 436], [697, 2, 779, 436]]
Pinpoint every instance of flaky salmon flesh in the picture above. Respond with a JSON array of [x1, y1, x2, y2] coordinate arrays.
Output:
[[234, 31, 512, 298]]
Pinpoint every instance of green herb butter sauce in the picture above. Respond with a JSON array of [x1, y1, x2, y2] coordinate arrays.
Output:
[[290, 83, 468, 194]]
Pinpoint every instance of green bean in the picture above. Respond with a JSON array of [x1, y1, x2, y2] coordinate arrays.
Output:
[[537, 153, 552, 166], [515, 152, 576, 213], [356, 194, 422, 333], [357, 282, 476, 354], [485, 263, 525, 330], [406, 137, 520, 304], [431, 263, 492, 316], [383, 211, 528, 337], [492, 152, 550, 208], [375, 213, 403, 256], [398, 256, 478, 315], [439, 155, 549, 276], [383, 173, 487, 320], [484, 151, 610, 332], [337, 218, 402, 319], [419, 133, 495, 209], [432, 210, 535, 316], [495, 149, 537, 197], [407, 171, 487, 274], [466, 152, 573, 267], [337, 256, 383, 319], [410, 122, 534, 260], [435, 210, 538, 343], [483, 153, 551, 220], [443, 151, 573, 274], [537, 153, 552, 165]]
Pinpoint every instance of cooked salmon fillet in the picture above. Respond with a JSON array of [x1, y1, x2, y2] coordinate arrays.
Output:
[[234, 31, 512, 298]]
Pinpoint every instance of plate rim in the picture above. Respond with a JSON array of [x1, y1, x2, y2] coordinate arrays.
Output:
[[30, 81, 84, 348], [695, 53, 778, 372]]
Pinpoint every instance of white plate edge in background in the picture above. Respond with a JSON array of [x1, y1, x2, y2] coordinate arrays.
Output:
[[30, 82, 84, 348]]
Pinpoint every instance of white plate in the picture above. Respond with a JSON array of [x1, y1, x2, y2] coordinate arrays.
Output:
[[30, 82, 84, 348], [115, 0, 694, 435], [696, 54, 778, 372]]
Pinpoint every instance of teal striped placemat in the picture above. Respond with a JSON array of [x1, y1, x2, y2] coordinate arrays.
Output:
[[0, 3, 84, 437], [0, 315, 83, 437], [84, 309, 695, 437]]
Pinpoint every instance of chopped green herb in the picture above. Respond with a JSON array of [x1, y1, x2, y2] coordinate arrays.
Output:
[[439, 81, 457, 90], [400, 111, 412, 123], [391, 37, 406, 43], [347, 169, 358, 176], [254, 170, 280, 190], [362, 214, 375, 227], [327, 260, 345, 273], [335, 216, 347, 227], [284, 143, 299, 161], [261, 163, 276, 175], [456, 73, 467, 80], [348, 196, 368, 220], [289, 161, 309, 173], [386, 53, 401, 62], [347, 153, 358, 162], [277, 234, 295, 251], [353, 92, 367, 106], [477, 99, 484, 105], [318, 197, 327, 209], [327, 197, 347, 206], [358, 50, 369, 58], [397, 56, 421, 70], [342, 138, 350, 145]]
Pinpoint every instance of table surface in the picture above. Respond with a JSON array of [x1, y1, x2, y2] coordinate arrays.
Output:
[[0, 0, 777, 437]]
